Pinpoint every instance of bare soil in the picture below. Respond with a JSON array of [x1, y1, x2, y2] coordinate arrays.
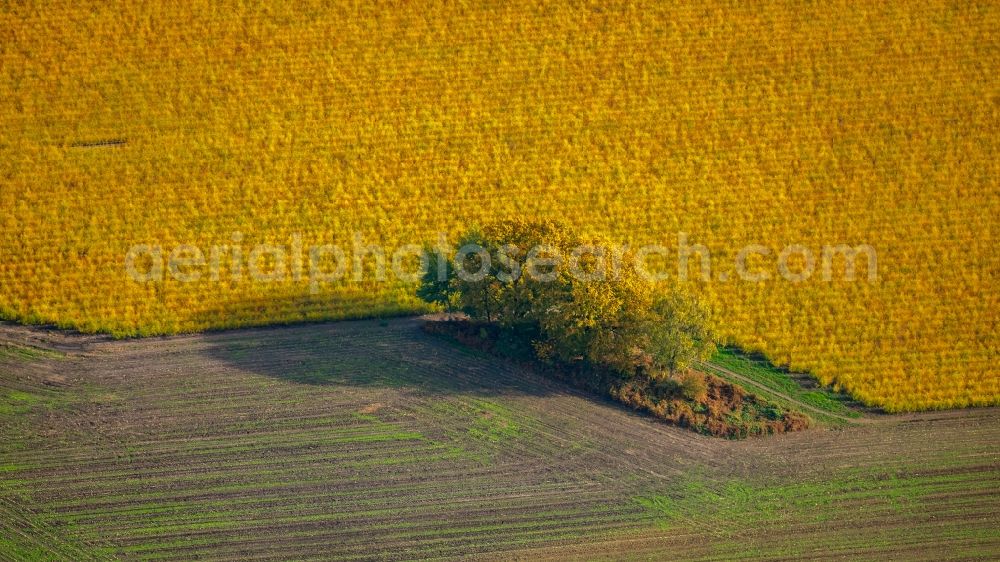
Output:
[[1, 318, 997, 560]]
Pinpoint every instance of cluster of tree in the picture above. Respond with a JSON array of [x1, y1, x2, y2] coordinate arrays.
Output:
[[418, 219, 716, 386]]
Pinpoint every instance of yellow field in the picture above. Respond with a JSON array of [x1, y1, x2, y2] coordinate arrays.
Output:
[[1, 0, 997, 412]]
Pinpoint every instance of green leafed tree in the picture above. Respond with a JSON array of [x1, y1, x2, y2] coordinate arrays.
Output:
[[419, 219, 716, 378], [416, 244, 457, 311]]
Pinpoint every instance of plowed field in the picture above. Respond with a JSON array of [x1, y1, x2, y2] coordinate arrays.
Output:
[[1, 319, 997, 560]]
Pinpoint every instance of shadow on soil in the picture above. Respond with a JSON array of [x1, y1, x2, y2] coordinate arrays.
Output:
[[194, 301, 560, 398]]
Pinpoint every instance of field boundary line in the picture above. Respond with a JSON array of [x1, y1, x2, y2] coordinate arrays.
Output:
[[697, 361, 869, 424]]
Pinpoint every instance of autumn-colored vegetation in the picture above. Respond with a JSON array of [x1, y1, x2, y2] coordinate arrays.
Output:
[[420, 220, 716, 376], [423, 319, 809, 438], [415, 223, 807, 439], [1, 1, 997, 411]]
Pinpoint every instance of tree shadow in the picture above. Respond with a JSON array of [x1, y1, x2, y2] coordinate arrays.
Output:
[[193, 298, 560, 398]]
